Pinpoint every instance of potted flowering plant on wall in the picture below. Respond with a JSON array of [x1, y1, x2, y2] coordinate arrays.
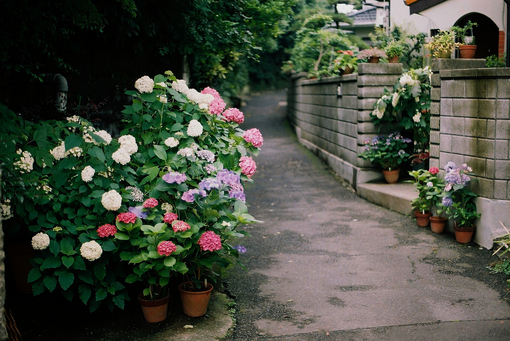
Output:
[[333, 50, 358, 75], [357, 47, 387, 63], [358, 132, 411, 183], [424, 30, 460, 58], [442, 162, 481, 243]]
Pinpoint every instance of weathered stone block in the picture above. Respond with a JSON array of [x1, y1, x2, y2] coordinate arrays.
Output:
[[478, 100, 496, 119], [357, 86, 388, 98], [487, 120, 496, 139], [431, 88, 441, 101], [497, 78, 510, 99], [464, 118, 487, 137], [497, 100, 510, 119], [495, 140, 509, 160], [495, 160, 510, 179], [439, 152, 464, 168], [358, 98, 378, 110], [440, 134, 451, 152], [430, 144, 440, 160], [431, 116, 440, 130], [451, 135, 475, 155], [465, 156, 487, 177], [452, 98, 478, 117], [357, 75, 400, 86], [337, 108, 358, 123], [494, 180, 508, 199], [442, 80, 465, 98], [486, 159, 495, 178], [440, 99, 453, 116], [487, 79, 497, 98], [476, 178, 495, 199], [440, 117, 464, 134], [430, 131, 440, 144], [465, 79, 487, 98], [357, 63, 403, 75], [496, 120, 510, 139], [476, 138, 495, 158], [430, 102, 440, 116], [339, 96, 358, 110]]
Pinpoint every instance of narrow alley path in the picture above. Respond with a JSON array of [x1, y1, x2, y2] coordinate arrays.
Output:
[[223, 90, 510, 340]]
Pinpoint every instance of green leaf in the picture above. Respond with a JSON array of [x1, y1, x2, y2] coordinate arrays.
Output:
[[43, 276, 58, 292], [96, 288, 107, 301], [78, 271, 94, 284], [58, 271, 75, 290], [88, 147, 106, 163], [60, 238, 75, 256], [115, 232, 130, 241], [40, 256, 62, 270], [78, 284, 92, 305], [101, 240, 116, 252], [62, 256, 74, 268], [164, 257, 176, 267], [27, 268, 42, 283], [93, 262, 106, 281], [153, 145, 167, 161], [65, 134, 83, 151], [113, 295, 125, 309]]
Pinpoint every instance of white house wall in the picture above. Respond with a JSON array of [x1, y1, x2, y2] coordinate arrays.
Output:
[[390, 0, 506, 35]]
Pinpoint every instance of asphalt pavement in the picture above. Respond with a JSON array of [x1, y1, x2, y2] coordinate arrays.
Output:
[[221, 89, 510, 340]]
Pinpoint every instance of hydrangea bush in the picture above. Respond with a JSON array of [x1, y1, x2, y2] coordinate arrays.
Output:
[[358, 132, 411, 171], [3, 70, 261, 310]]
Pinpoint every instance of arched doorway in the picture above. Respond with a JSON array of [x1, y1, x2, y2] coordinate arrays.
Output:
[[454, 13, 499, 59]]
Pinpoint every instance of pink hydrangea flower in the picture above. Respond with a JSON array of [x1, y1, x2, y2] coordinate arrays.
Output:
[[201, 87, 221, 99], [157, 241, 177, 256], [243, 128, 263, 148], [172, 220, 191, 232], [143, 198, 158, 208], [223, 108, 244, 124], [97, 224, 117, 238], [164, 212, 179, 224], [116, 212, 138, 224], [429, 167, 439, 175], [209, 98, 226, 116], [239, 156, 256, 178], [198, 231, 222, 252]]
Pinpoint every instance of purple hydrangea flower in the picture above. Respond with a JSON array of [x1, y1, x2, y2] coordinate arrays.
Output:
[[442, 196, 453, 207], [217, 169, 240, 185], [444, 161, 456, 173], [129, 206, 148, 219], [182, 189, 199, 203], [197, 150, 215, 163], [229, 190, 246, 202], [233, 245, 247, 254], [398, 149, 405, 155], [162, 171, 187, 184], [199, 177, 222, 191]]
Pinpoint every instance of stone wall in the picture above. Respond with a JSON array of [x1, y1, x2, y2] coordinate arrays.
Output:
[[287, 63, 403, 188], [429, 59, 510, 247]]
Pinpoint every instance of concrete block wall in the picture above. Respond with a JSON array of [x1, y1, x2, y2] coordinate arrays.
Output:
[[287, 63, 403, 187], [429, 59, 510, 248]]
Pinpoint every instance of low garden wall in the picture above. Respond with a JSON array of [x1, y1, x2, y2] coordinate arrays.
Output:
[[287, 60, 510, 249]]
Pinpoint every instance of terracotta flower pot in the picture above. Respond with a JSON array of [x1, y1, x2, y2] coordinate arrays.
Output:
[[454, 224, 475, 244], [382, 169, 400, 184], [178, 282, 213, 317], [429, 216, 447, 233], [138, 293, 171, 323], [414, 210, 432, 227], [368, 56, 380, 63], [341, 67, 354, 75], [388, 55, 399, 63], [459, 45, 476, 59]]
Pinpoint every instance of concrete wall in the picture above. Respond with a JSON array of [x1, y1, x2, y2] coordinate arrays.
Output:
[[429, 59, 510, 247], [287, 63, 403, 189]]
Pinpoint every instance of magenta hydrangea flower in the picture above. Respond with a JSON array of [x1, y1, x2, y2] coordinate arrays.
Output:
[[198, 231, 222, 252], [209, 98, 226, 116], [116, 212, 138, 224], [239, 156, 256, 178], [143, 198, 158, 208], [163, 212, 178, 224], [157, 241, 177, 256], [172, 220, 191, 232], [223, 108, 244, 124], [97, 224, 117, 238], [243, 128, 263, 148], [201, 87, 221, 99]]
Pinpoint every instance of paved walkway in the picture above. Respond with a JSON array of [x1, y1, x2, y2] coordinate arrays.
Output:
[[222, 90, 510, 340]]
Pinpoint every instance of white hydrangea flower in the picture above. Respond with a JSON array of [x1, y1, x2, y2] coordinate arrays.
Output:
[[66, 115, 81, 123], [413, 112, 422, 123], [177, 147, 195, 158], [158, 95, 168, 103], [392, 92, 400, 107], [399, 73, 414, 87], [161, 202, 173, 212], [118, 135, 138, 155], [156, 82, 167, 87], [112, 148, 131, 165], [164, 137, 179, 148], [172, 79, 189, 93], [101, 189, 122, 211], [373, 108, 384, 119], [80, 240, 103, 261], [37, 184, 52, 194], [199, 103, 209, 110], [94, 130, 112, 145], [1, 200, 13, 220], [187, 119, 203, 137], [135, 76, 154, 94], [65, 147, 83, 158], [50, 142, 66, 160], [13, 149, 34, 173], [32, 232, 50, 250], [81, 166, 95, 182]]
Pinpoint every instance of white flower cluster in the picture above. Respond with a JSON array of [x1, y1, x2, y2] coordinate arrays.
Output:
[[161, 202, 173, 212], [126, 186, 144, 202], [37, 184, 52, 194], [112, 148, 131, 165], [171, 79, 189, 93], [65, 147, 83, 158], [89, 130, 112, 145], [13, 149, 34, 173], [413, 111, 422, 123], [157, 94, 168, 103], [101, 189, 122, 211], [50, 142, 66, 160], [392, 92, 400, 107], [164, 137, 179, 148], [80, 240, 103, 261], [177, 147, 195, 159], [118, 135, 138, 154], [1, 200, 13, 220], [171, 79, 213, 110], [187, 119, 203, 137], [66, 115, 81, 123], [32, 232, 50, 250], [81, 166, 95, 182], [399, 73, 418, 87], [135, 76, 155, 94]]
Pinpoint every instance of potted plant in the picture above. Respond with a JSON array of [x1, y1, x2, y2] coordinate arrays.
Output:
[[424, 30, 460, 58], [333, 50, 358, 75], [357, 47, 387, 63], [358, 132, 412, 183], [409, 151, 430, 170], [442, 162, 481, 243], [408, 168, 437, 227], [422, 167, 448, 233], [384, 39, 404, 63], [452, 20, 477, 58]]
